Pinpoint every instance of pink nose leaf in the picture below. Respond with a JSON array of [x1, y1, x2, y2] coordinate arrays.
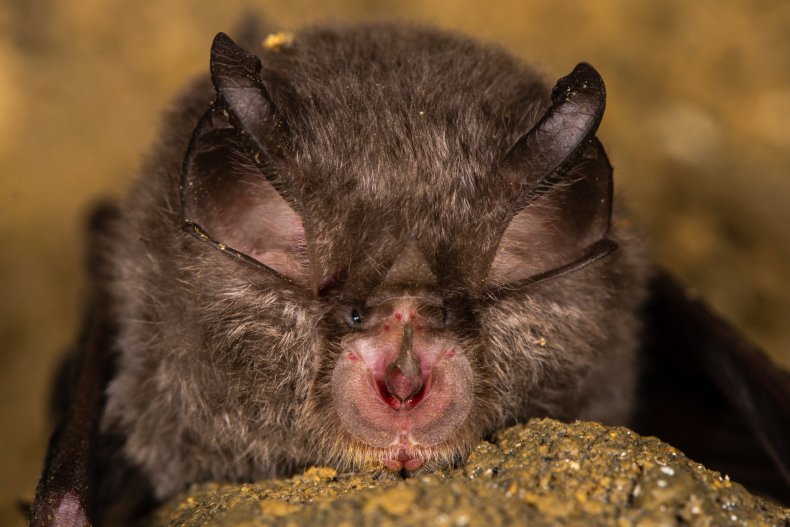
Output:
[[384, 324, 423, 403]]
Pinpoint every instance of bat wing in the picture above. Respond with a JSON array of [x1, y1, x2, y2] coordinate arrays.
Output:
[[634, 270, 790, 504], [30, 205, 119, 527]]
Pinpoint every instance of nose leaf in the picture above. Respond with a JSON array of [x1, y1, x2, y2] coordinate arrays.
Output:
[[384, 324, 423, 403]]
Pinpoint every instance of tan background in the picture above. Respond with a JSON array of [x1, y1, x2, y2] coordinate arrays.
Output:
[[1, 1, 789, 524]]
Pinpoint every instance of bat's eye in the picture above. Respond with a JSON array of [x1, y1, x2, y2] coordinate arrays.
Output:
[[348, 307, 364, 327], [442, 305, 454, 327]]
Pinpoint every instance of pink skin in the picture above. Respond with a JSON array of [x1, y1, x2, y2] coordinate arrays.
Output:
[[332, 299, 474, 472]]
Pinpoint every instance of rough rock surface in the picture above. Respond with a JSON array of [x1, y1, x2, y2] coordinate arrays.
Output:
[[149, 419, 789, 527]]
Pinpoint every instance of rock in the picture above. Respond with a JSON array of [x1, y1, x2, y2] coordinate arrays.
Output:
[[149, 419, 789, 527]]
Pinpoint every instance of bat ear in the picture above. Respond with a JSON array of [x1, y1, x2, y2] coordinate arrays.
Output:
[[488, 63, 617, 286], [208, 32, 292, 160], [181, 33, 311, 288]]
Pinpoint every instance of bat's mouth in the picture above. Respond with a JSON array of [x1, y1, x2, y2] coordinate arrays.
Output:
[[374, 373, 431, 410]]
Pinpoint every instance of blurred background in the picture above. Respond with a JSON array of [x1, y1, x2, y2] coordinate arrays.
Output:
[[1, 0, 788, 524]]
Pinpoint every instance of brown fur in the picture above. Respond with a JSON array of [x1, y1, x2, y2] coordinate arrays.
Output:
[[99, 21, 649, 506]]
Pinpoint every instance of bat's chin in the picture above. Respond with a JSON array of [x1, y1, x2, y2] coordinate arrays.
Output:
[[381, 448, 426, 472]]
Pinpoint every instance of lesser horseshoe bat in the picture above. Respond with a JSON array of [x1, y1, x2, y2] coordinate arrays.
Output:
[[30, 22, 790, 526]]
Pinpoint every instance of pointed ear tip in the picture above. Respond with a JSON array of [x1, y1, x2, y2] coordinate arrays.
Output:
[[578, 62, 604, 82], [213, 32, 233, 45], [574, 61, 597, 72], [561, 62, 604, 93], [211, 32, 242, 57]]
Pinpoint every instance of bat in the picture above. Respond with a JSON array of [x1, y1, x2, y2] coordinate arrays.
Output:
[[30, 22, 790, 526]]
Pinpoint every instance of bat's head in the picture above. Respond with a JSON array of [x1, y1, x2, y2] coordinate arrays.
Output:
[[177, 29, 636, 476]]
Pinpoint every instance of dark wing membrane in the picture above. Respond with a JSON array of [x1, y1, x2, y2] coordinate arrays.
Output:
[[635, 270, 790, 504], [30, 205, 120, 527]]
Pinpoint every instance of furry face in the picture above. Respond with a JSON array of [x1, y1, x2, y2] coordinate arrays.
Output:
[[100, 22, 648, 501]]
